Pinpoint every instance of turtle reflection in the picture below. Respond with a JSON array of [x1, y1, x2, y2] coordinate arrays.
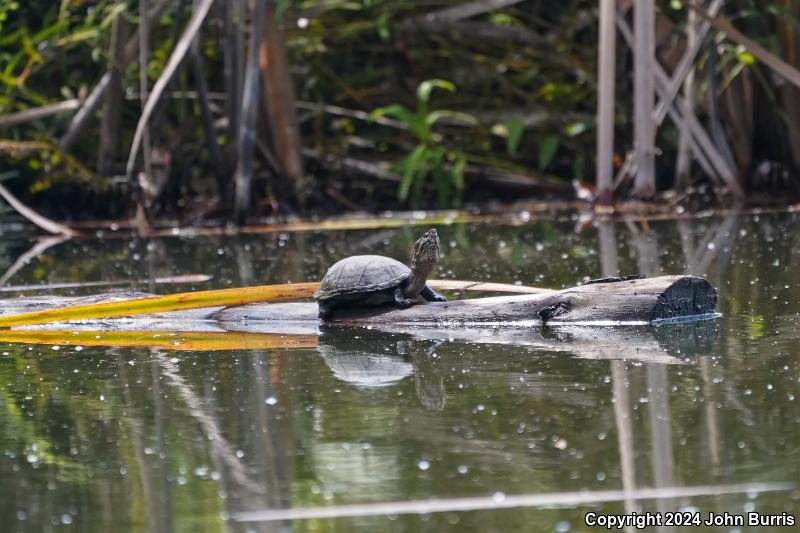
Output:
[[316, 329, 447, 409]]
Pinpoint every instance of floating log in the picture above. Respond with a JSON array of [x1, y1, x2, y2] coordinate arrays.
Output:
[[0, 276, 716, 331], [0, 276, 718, 364], [217, 275, 716, 326]]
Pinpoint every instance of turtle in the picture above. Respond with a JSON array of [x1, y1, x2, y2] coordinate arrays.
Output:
[[314, 229, 448, 319]]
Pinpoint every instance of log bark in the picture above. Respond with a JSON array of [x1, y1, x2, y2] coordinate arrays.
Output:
[[217, 275, 716, 326]]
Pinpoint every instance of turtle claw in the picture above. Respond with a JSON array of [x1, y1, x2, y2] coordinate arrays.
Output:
[[432, 295, 448, 302], [397, 298, 414, 309]]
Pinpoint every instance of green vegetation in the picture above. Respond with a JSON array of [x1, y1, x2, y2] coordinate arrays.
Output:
[[371, 79, 475, 207], [0, 1, 799, 225]]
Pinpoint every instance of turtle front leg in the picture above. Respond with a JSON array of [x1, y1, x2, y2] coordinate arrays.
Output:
[[318, 301, 334, 320], [420, 285, 447, 302], [393, 286, 414, 309]]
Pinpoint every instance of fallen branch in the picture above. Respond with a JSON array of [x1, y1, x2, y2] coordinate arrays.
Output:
[[0, 183, 78, 237]]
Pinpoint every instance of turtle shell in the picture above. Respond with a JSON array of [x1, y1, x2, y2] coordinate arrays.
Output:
[[315, 255, 410, 300]]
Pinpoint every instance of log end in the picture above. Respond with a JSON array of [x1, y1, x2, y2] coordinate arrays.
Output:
[[651, 276, 717, 323]]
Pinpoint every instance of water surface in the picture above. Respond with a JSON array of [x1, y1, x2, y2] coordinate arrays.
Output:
[[1, 211, 799, 531]]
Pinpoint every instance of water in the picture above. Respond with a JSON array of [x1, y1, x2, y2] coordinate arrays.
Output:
[[0, 211, 799, 532]]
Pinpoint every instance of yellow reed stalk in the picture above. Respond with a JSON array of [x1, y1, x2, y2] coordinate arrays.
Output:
[[0, 330, 318, 351], [0, 279, 549, 328], [0, 283, 321, 328]]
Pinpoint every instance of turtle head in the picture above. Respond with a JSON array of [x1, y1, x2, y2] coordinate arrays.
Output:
[[411, 229, 440, 271], [405, 229, 440, 297], [406, 229, 441, 300]]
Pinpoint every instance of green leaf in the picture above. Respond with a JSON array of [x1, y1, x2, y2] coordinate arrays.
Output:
[[20, 30, 42, 63], [573, 155, 586, 181], [369, 104, 414, 123], [564, 121, 587, 137], [417, 79, 455, 105], [425, 110, 477, 128], [100, 3, 128, 30], [55, 28, 100, 47], [377, 14, 390, 41], [398, 144, 428, 201], [538, 134, 559, 170], [32, 19, 69, 44], [433, 168, 449, 208], [451, 154, 466, 191], [735, 45, 756, 65], [489, 13, 514, 26], [505, 117, 524, 156]]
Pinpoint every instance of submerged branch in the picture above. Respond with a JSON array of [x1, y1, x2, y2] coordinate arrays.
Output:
[[0, 236, 70, 286]]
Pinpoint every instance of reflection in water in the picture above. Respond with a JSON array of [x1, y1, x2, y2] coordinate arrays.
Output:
[[0, 212, 799, 531], [318, 330, 447, 410], [317, 331, 414, 388]]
